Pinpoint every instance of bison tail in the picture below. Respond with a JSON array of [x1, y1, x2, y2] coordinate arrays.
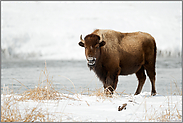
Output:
[[153, 39, 157, 71], [154, 40, 157, 63]]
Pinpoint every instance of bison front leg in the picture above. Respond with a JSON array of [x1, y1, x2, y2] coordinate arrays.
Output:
[[104, 76, 116, 95], [104, 70, 120, 95]]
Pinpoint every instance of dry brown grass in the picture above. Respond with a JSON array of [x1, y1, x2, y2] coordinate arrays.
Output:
[[156, 108, 182, 122], [18, 61, 62, 101], [89, 87, 106, 97], [142, 81, 182, 122], [144, 98, 182, 122], [16, 61, 79, 101], [1, 61, 77, 122], [88, 85, 125, 97], [1, 94, 47, 122], [172, 81, 182, 96]]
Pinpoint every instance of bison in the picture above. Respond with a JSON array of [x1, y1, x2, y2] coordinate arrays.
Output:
[[78, 29, 157, 96]]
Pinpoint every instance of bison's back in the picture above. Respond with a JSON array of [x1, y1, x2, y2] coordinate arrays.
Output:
[[92, 29, 155, 58], [92, 29, 156, 75], [92, 29, 155, 49]]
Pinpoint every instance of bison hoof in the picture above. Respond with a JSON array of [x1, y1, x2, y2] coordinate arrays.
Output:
[[105, 92, 113, 97], [134, 92, 140, 95], [104, 90, 113, 97], [151, 92, 156, 96]]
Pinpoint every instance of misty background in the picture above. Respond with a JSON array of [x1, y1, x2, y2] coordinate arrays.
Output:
[[1, 1, 182, 60]]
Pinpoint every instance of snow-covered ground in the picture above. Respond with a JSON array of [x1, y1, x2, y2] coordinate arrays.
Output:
[[1, 92, 182, 122], [1, 1, 182, 60]]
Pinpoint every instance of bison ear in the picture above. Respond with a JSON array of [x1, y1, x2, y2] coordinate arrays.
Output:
[[99, 41, 106, 47], [78, 41, 85, 47]]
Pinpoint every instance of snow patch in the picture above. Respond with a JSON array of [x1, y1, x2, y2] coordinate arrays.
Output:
[[1, 92, 182, 122]]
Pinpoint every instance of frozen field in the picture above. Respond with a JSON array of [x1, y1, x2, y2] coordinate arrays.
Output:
[[1, 58, 182, 122], [1, 92, 182, 122], [1, 1, 182, 122]]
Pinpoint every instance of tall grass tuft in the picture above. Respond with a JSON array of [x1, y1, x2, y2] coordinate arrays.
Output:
[[17, 61, 62, 101], [1, 94, 47, 122], [1, 61, 65, 122]]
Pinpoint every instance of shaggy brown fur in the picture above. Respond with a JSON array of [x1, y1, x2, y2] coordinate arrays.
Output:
[[79, 29, 157, 96]]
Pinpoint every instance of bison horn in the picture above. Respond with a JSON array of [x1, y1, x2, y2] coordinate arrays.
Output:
[[80, 35, 84, 42], [100, 34, 104, 43]]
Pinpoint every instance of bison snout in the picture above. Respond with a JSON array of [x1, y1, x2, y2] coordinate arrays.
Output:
[[87, 57, 96, 66]]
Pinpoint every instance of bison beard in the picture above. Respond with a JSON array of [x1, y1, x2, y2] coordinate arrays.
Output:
[[78, 29, 157, 96]]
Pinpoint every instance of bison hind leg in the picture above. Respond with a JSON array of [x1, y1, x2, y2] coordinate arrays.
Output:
[[135, 66, 146, 95], [144, 65, 157, 96]]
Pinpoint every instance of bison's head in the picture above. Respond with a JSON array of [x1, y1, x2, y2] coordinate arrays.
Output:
[[78, 34, 106, 68]]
